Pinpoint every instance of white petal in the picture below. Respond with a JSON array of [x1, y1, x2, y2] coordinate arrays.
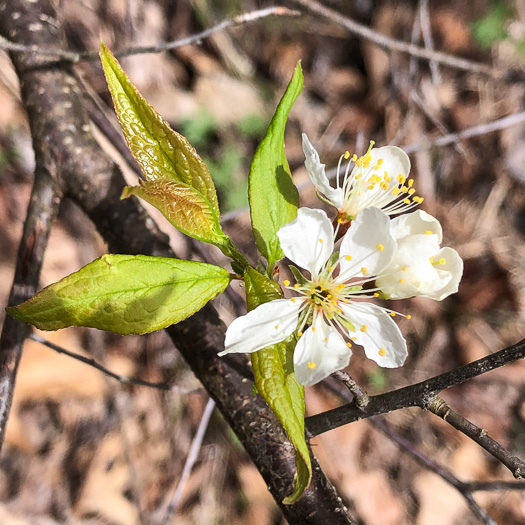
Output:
[[302, 134, 344, 209], [220, 299, 300, 355], [390, 210, 443, 243], [293, 319, 351, 386], [277, 207, 334, 278], [427, 247, 463, 300], [339, 207, 396, 279], [370, 146, 410, 180], [376, 234, 442, 299], [341, 302, 407, 368]]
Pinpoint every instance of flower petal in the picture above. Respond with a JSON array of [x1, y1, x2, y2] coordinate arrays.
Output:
[[341, 302, 407, 368], [302, 134, 344, 209], [370, 146, 410, 181], [277, 207, 334, 278], [339, 207, 396, 279], [376, 233, 442, 299], [390, 210, 443, 243], [293, 318, 351, 386], [429, 246, 463, 300], [220, 299, 301, 355]]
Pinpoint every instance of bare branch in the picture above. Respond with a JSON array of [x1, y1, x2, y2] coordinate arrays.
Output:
[[291, 0, 519, 81], [306, 337, 525, 435], [160, 398, 216, 524], [0, 6, 299, 62], [428, 397, 525, 479]]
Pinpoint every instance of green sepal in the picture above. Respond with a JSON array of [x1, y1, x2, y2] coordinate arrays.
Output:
[[248, 62, 303, 275], [244, 267, 312, 503], [7, 254, 230, 335], [289, 265, 308, 287]]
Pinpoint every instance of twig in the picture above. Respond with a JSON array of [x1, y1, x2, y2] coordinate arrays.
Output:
[[0, 6, 300, 62], [428, 396, 525, 479], [418, 0, 441, 86], [330, 370, 369, 407], [371, 418, 498, 525], [292, 0, 513, 81], [306, 337, 525, 435], [324, 377, 520, 525], [160, 397, 216, 524], [28, 333, 203, 394]]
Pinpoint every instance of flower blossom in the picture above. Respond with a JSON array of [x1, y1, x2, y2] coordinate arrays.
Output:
[[220, 207, 408, 386], [376, 210, 463, 300], [302, 133, 423, 222]]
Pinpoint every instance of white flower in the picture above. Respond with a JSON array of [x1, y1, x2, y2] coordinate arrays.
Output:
[[302, 133, 422, 221], [375, 210, 463, 300], [220, 207, 408, 386]]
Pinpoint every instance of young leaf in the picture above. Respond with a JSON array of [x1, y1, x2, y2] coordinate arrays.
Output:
[[7, 254, 230, 335], [100, 44, 228, 248], [244, 267, 312, 503], [122, 180, 225, 246], [249, 62, 303, 274]]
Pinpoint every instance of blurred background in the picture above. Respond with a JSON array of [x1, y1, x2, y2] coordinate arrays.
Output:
[[0, 0, 524, 523]]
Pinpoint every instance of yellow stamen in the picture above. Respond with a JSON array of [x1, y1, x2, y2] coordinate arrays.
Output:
[[294, 283, 300, 289], [378, 348, 387, 356], [406, 314, 412, 320], [284, 280, 290, 286], [408, 179, 414, 187], [311, 327, 316, 332], [361, 267, 368, 275], [345, 255, 352, 261], [399, 279, 404, 283], [424, 230, 433, 235], [403, 198, 411, 204], [360, 325, 368, 332], [439, 258, 446, 265], [369, 174, 381, 183], [392, 187, 401, 196], [307, 362, 316, 369], [319, 238, 323, 243], [374, 292, 379, 297], [344, 150, 350, 159], [376, 243, 384, 251], [397, 174, 406, 184], [298, 331, 303, 337], [402, 266, 408, 271], [390, 312, 396, 317], [346, 342, 352, 348], [351, 153, 358, 162], [274, 325, 279, 330]]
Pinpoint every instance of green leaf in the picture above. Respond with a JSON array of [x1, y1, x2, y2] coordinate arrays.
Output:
[[7, 254, 230, 335], [122, 180, 226, 247], [244, 267, 311, 503], [249, 62, 303, 274], [100, 44, 227, 247]]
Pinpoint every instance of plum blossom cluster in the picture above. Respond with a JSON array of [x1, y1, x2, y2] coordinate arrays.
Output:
[[220, 136, 463, 386]]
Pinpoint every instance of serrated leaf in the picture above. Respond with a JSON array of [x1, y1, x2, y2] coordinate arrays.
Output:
[[122, 179, 226, 247], [7, 254, 230, 335], [249, 62, 302, 274], [100, 43, 225, 245], [244, 267, 311, 503]]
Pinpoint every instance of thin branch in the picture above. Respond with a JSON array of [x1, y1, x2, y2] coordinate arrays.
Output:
[[292, 0, 518, 81], [371, 418, 497, 525], [0, 6, 299, 62], [160, 397, 216, 524], [418, 0, 441, 86], [428, 396, 525, 479], [29, 333, 203, 394], [330, 370, 369, 407], [306, 337, 525, 436], [403, 110, 525, 153]]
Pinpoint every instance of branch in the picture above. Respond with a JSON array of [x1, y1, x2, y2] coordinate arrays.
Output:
[[28, 333, 201, 393], [0, 6, 299, 62], [306, 338, 525, 436], [0, 2, 355, 522], [160, 398, 216, 524], [428, 396, 525, 479], [291, 0, 521, 82]]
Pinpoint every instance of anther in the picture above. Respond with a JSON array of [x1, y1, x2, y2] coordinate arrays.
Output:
[[307, 362, 316, 369], [376, 243, 384, 251], [378, 348, 387, 356], [284, 280, 290, 286], [360, 325, 368, 332], [361, 267, 368, 275]]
